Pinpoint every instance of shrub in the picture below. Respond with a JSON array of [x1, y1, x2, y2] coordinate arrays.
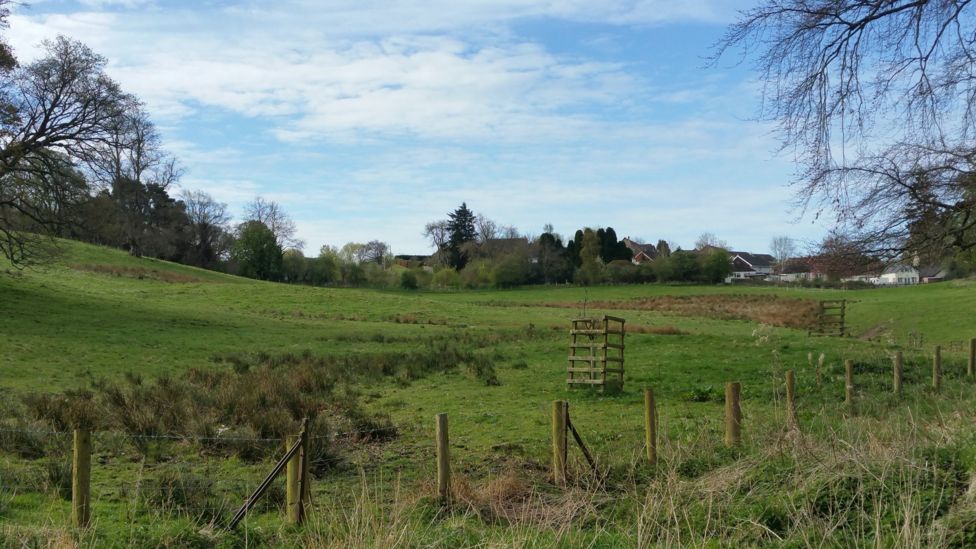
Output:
[[400, 270, 418, 290]]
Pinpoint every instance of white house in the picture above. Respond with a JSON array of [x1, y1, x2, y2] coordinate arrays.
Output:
[[877, 263, 919, 285], [728, 251, 776, 280]]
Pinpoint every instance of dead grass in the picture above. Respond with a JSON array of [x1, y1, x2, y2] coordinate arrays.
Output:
[[68, 263, 209, 283], [628, 324, 687, 335], [542, 294, 820, 329]]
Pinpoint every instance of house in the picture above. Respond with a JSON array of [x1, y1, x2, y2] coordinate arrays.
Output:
[[919, 265, 949, 283], [394, 254, 430, 268], [877, 263, 919, 285], [622, 237, 657, 264], [773, 259, 818, 282], [728, 251, 776, 280]]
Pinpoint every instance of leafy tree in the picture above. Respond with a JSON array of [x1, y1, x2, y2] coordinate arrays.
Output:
[[1, 36, 135, 265], [445, 202, 477, 269], [718, 1, 976, 257], [537, 230, 570, 283], [670, 250, 701, 282], [243, 197, 303, 250], [656, 239, 672, 258], [282, 249, 307, 283], [231, 221, 282, 281], [700, 249, 732, 284], [575, 228, 605, 285]]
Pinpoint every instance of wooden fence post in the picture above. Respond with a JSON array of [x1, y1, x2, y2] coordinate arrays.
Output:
[[785, 370, 798, 430], [644, 388, 657, 465], [286, 418, 310, 524], [969, 338, 975, 378], [933, 346, 942, 393], [552, 400, 567, 485], [893, 351, 903, 395], [436, 413, 450, 504], [844, 360, 855, 406], [285, 434, 300, 523], [72, 429, 91, 528], [724, 382, 742, 447]]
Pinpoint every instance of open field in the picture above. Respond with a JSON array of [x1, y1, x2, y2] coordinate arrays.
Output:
[[3, 240, 976, 547]]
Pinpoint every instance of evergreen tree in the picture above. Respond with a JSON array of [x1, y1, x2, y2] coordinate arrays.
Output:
[[445, 202, 477, 269]]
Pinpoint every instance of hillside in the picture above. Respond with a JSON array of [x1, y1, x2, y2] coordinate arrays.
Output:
[[2, 240, 976, 546]]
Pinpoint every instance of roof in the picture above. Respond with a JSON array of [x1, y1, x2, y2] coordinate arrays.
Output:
[[881, 263, 918, 275], [622, 238, 658, 259], [729, 251, 775, 269]]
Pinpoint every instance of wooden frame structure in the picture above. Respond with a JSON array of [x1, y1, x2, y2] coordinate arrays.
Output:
[[567, 316, 625, 391], [808, 299, 847, 337]]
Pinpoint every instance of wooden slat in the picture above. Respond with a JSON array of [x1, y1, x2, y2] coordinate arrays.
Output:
[[568, 356, 599, 362], [567, 378, 607, 385]]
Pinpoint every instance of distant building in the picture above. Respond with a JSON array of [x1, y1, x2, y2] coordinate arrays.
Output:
[[877, 263, 919, 285], [622, 237, 657, 264], [728, 251, 776, 280]]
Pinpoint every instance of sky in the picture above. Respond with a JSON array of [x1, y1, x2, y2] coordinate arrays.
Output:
[[5, 0, 833, 255]]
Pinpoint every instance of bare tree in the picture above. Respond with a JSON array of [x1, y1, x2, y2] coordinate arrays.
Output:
[[474, 213, 498, 244], [243, 196, 304, 250], [695, 232, 727, 250], [181, 190, 230, 268], [499, 225, 520, 239], [770, 235, 796, 269], [357, 240, 390, 264], [717, 1, 976, 256]]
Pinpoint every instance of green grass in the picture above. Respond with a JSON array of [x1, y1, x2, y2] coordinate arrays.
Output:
[[2, 239, 976, 547]]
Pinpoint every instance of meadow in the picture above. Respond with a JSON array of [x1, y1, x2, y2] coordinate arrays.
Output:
[[3, 240, 976, 547]]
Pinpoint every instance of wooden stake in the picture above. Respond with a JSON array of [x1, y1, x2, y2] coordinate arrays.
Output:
[[551, 400, 567, 485], [724, 382, 742, 447], [969, 338, 975, 378], [436, 413, 450, 503], [844, 360, 854, 406], [785, 370, 798, 430], [933, 345, 942, 393], [71, 429, 91, 528], [285, 434, 301, 523], [893, 351, 903, 395], [643, 388, 657, 464]]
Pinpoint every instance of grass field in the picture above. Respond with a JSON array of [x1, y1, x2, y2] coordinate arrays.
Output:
[[3, 240, 976, 547]]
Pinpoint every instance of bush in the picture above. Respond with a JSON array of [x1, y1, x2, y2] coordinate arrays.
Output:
[[431, 267, 461, 289], [400, 270, 418, 290]]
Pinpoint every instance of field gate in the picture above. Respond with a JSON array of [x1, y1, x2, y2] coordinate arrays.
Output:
[[808, 299, 848, 337]]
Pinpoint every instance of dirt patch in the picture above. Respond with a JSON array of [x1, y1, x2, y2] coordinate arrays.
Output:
[[69, 263, 209, 283], [541, 294, 820, 330]]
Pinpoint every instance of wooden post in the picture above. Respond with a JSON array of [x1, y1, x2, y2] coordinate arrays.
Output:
[[71, 429, 91, 528], [969, 338, 975, 378], [785, 370, 798, 430], [551, 400, 567, 485], [844, 360, 854, 406], [300, 419, 311, 510], [724, 382, 742, 447], [893, 351, 903, 395], [285, 434, 300, 523], [286, 419, 310, 524], [643, 388, 657, 464], [933, 345, 942, 393], [436, 413, 450, 503]]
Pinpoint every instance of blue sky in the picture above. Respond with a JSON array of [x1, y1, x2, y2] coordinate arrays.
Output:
[[7, 0, 833, 255]]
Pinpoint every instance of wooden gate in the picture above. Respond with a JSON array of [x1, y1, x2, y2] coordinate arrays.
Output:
[[808, 299, 847, 337]]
